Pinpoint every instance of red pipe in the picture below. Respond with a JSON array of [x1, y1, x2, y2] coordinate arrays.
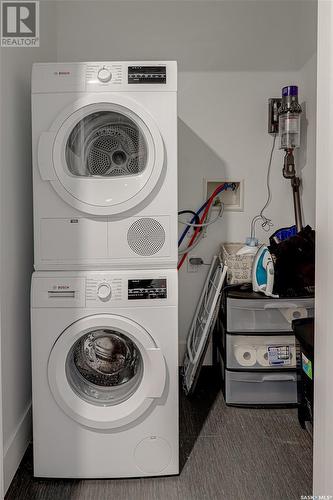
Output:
[[177, 184, 226, 270]]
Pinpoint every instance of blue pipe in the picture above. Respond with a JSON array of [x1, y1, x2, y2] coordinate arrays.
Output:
[[178, 184, 231, 247]]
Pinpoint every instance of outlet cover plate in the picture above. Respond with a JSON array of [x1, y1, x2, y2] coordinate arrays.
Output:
[[203, 178, 244, 212]]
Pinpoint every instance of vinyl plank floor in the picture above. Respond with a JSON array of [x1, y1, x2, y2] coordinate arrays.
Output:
[[5, 369, 312, 500]]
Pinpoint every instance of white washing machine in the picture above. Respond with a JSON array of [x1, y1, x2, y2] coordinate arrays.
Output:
[[31, 269, 178, 478], [32, 61, 177, 270]]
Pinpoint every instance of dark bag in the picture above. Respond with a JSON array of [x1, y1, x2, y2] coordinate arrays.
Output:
[[269, 225, 315, 297]]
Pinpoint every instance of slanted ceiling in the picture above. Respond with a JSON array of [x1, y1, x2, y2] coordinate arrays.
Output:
[[55, 0, 317, 71]]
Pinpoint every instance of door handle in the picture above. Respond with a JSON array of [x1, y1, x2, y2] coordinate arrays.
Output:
[[38, 131, 57, 180], [146, 348, 166, 398]]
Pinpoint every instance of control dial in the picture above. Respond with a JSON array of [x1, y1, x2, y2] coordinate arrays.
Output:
[[97, 67, 112, 83], [97, 282, 112, 301]]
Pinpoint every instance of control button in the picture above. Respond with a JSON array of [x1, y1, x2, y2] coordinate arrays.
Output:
[[97, 283, 112, 301], [97, 68, 112, 83]]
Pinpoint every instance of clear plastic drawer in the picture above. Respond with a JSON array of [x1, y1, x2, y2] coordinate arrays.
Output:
[[227, 297, 314, 332], [225, 369, 297, 405], [226, 334, 296, 370]]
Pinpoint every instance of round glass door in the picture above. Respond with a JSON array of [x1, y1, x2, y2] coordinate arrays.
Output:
[[66, 329, 143, 406], [66, 111, 148, 178], [48, 314, 166, 429], [38, 95, 165, 216]]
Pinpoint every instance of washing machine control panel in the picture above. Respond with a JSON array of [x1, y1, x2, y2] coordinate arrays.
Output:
[[97, 67, 112, 83], [31, 273, 175, 308], [97, 282, 112, 301], [128, 278, 167, 300], [85, 275, 168, 305], [86, 276, 122, 303]]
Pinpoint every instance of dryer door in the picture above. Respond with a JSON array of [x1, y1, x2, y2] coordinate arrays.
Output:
[[48, 314, 166, 429], [38, 95, 165, 216]]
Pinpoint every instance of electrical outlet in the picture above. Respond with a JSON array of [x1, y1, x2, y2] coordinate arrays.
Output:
[[203, 179, 244, 212], [187, 255, 199, 273]]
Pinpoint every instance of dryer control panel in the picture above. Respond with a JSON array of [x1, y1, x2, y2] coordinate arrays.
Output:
[[86, 63, 123, 86], [32, 61, 177, 93]]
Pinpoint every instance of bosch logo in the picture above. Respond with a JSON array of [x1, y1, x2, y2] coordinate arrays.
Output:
[[54, 71, 71, 76], [55, 285, 70, 290]]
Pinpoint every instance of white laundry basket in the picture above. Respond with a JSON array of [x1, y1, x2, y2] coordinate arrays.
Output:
[[220, 243, 255, 285]]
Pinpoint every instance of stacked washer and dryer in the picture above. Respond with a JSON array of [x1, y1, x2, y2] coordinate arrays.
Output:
[[31, 62, 179, 478]]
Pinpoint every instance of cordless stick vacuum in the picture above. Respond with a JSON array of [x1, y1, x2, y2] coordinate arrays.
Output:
[[279, 85, 303, 233], [253, 86, 303, 297]]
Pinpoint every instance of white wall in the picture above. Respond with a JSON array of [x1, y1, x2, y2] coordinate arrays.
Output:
[[55, 0, 316, 72], [0, 1, 57, 494], [178, 60, 317, 357], [314, 1, 333, 495], [0, 45, 4, 500], [54, 0, 317, 360]]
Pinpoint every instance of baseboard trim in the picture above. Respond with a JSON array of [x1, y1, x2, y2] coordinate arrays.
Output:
[[3, 403, 32, 495]]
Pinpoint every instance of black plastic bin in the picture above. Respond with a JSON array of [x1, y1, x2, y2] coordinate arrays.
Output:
[[292, 318, 314, 431]]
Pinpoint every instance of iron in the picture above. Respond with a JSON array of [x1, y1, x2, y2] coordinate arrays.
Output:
[[252, 245, 278, 297]]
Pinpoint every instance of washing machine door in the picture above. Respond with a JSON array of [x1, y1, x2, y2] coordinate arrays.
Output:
[[48, 314, 166, 429], [38, 94, 164, 216]]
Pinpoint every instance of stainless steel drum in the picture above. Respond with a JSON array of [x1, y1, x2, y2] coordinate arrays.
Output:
[[65, 111, 148, 177], [66, 329, 143, 406]]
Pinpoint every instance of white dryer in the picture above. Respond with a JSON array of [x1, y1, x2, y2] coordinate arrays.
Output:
[[32, 61, 177, 270], [31, 269, 178, 478]]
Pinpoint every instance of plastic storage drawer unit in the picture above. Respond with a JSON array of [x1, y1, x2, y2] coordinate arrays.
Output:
[[226, 334, 296, 370], [227, 297, 314, 333], [225, 370, 297, 405]]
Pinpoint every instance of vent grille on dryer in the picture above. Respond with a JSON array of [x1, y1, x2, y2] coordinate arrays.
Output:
[[127, 218, 165, 256]]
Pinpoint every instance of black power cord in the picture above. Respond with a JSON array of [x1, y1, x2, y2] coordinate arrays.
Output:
[[178, 210, 201, 231]]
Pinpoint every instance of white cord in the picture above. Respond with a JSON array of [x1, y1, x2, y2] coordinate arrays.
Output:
[[178, 225, 206, 255], [250, 133, 277, 239], [178, 206, 214, 255], [178, 203, 224, 228]]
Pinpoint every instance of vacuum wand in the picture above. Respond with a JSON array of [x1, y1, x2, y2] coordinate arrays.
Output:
[[283, 149, 303, 232]]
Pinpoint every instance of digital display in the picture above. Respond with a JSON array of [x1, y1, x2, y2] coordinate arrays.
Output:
[[128, 279, 167, 300], [128, 66, 166, 84]]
